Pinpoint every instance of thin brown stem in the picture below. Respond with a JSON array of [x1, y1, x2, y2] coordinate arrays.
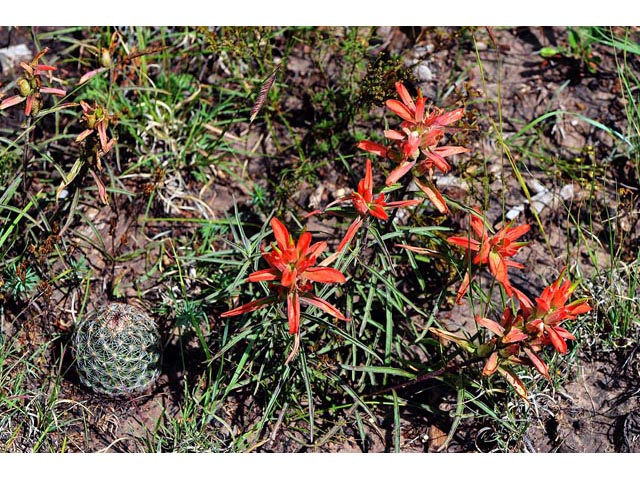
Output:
[[367, 357, 480, 397]]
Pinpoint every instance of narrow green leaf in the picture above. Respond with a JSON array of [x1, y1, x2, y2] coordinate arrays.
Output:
[[339, 364, 415, 378], [55, 158, 85, 202], [392, 390, 401, 453]]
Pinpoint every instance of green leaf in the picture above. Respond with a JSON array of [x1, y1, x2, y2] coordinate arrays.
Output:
[[339, 365, 415, 378], [308, 313, 383, 362], [567, 28, 579, 50], [429, 327, 476, 353], [392, 390, 401, 453], [539, 47, 560, 58], [56, 158, 85, 202]]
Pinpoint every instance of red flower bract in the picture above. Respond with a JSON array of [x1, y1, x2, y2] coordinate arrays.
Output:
[[447, 208, 530, 302], [386, 82, 465, 133], [221, 218, 348, 340], [333, 159, 421, 252], [523, 269, 592, 354], [0, 48, 66, 116], [357, 81, 467, 213]]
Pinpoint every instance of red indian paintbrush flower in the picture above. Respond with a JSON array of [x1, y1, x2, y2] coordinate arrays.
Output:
[[318, 159, 421, 252], [475, 308, 550, 381], [385, 81, 465, 132], [430, 267, 591, 400], [221, 218, 348, 342], [447, 208, 530, 302], [0, 48, 66, 116], [76, 100, 115, 156], [522, 269, 591, 354], [357, 82, 467, 213]]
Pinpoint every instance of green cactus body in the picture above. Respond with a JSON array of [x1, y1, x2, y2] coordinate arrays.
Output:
[[73, 303, 161, 396]]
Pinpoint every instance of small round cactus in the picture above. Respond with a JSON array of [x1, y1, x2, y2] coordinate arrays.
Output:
[[72, 303, 161, 396]]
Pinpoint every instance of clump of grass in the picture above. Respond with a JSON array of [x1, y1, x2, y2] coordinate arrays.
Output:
[[581, 253, 640, 346]]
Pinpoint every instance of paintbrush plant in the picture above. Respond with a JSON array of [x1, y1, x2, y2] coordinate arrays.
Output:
[[0, 47, 66, 116], [221, 217, 349, 363]]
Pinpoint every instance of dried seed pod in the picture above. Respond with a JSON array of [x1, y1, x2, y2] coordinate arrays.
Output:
[[100, 48, 112, 68]]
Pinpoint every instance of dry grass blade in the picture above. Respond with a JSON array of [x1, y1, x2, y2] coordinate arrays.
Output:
[[249, 64, 280, 123], [123, 46, 167, 62]]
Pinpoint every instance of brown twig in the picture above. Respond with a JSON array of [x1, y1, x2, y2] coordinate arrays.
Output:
[[367, 357, 480, 397]]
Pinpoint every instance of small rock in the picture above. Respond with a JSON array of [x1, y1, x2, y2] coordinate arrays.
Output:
[[413, 62, 435, 82], [413, 44, 435, 58], [308, 184, 325, 209], [376, 26, 393, 38], [0, 44, 32, 75]]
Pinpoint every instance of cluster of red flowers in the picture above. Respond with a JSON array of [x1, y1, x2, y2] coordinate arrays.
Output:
[[438, 207, 592, 398], [3, 47, 590, 392], [358, 81, 468, 213], [222, 80, 591, 385], [433, 269, 591, 398], [350, 84, 592, 398], [221, 218, 349, 363]]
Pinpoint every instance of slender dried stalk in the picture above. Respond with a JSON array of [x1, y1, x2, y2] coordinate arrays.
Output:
[[249, 64, 280, 123]]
